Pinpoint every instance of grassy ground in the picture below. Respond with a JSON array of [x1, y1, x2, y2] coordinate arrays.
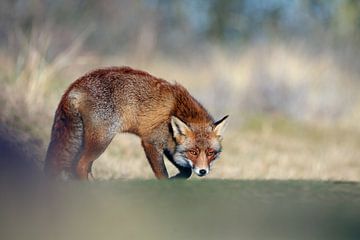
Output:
[[1, 179, 360, 240]]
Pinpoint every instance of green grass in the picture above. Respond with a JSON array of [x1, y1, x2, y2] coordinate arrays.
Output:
[[241, 114, 360, 144], [1, 179, 360, 240]]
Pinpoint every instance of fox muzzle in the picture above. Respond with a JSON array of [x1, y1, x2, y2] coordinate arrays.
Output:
[[193, 167, 209, 177]]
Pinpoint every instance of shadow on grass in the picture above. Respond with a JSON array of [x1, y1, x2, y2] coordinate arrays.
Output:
[[0, 123, 44, 183]]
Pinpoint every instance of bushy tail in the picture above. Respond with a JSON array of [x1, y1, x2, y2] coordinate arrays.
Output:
[[44, 97, 84, 179]]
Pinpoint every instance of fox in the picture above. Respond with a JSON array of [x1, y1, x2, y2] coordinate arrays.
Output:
[[44, 66, 228, 180]]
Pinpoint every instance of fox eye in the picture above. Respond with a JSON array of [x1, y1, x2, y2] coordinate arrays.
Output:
[[206, 150, 216, 157], [188, 150, 198, 156]]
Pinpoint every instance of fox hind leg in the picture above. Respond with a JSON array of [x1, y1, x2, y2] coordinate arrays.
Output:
[[75, 119, 117, 180], [45, 95, 117, 180]]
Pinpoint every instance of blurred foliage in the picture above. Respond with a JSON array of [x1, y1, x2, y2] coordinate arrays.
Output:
[[208, 0, 360, 45], [1, 0, 360, 55]]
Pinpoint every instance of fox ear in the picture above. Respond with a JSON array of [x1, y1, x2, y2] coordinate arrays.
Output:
[[213, 115, 229, 138], [171, 116, 192, 138]]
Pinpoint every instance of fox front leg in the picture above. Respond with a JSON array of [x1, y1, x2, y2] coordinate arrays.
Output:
[[142, 140, 169, 179]]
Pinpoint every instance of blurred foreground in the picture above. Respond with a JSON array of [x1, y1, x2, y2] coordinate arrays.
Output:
[[1, 178, 360, 240]]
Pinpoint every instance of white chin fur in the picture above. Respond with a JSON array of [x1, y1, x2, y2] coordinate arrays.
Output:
[[174, 154, 193, 168]]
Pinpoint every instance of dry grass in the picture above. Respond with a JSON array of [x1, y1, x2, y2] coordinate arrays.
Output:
[[219, 116, 360, 181], [92, 116, 360, 181], [1, 30, 360, 181]]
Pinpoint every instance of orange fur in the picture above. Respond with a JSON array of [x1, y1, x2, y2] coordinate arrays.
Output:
[[44, 66, 228, 180]]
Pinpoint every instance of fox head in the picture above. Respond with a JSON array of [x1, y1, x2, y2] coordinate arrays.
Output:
[[170, 115, 229, 177]]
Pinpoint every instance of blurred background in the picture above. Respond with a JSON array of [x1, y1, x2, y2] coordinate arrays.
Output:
[[1, 0, 360, 180]]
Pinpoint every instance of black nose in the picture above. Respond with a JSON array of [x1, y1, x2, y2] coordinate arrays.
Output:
[[199, 169, 207, 175]]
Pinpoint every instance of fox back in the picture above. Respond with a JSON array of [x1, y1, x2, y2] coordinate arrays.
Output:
[[44, 66, 228, 180]]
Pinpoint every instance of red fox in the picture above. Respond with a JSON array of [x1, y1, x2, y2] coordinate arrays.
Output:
[[44, 66, 228, 180]]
